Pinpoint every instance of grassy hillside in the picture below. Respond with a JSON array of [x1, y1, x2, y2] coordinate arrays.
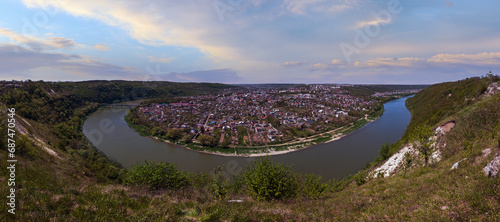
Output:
[[0, 78, 499, 221]]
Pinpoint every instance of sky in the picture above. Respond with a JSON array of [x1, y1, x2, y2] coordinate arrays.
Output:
[[0, 0, 499, 84]]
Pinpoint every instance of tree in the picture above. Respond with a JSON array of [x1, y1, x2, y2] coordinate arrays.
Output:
[[182, 134, 193, 144], [198, 135, 217, 147], [220, 139, 230, 148], [403, 152, 412, 178], [151, 127, 165, 138], [378, 143, 392, 161], [166, 129, 183, 141], [411, 125, 434, 166]]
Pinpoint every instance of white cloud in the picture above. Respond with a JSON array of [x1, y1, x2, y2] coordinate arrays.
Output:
[[0, 27, 76, 51], [427, 52, 500, 66], [307, 59, 346, 70], [147, 56, 175, 64], [94, 44, 110, 51], [307, 52, 500, 72], [282, 0, 356, 15], [355, 18, 391, 29], [282, 60, 306, 67]]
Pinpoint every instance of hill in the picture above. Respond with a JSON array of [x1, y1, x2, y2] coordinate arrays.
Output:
[[0, 77, 499, 221]]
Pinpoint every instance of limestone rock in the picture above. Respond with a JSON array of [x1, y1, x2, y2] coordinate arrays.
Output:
[[483, 153, 500, 177], [485, 82, 500, 96], [372, 145, 416, 178], [482, 148, 492, 158], [451, 158, 466, 170]]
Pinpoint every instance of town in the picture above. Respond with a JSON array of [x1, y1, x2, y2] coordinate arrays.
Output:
[[129, 84, 415, 148]]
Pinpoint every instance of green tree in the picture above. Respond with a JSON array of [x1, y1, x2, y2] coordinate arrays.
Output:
[[377, 143, 392, 162], [151, 127, 165, 138], [198, 135, 217, 147], [411, 125, 434, 166], [220, 139, 230, 148], [166, 129, 183, 141], [182, 134, 193, 144], [403, 152, 412, 178]]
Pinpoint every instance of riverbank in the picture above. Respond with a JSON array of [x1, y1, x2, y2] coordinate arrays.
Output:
[[115, 95, 416, 157], [137, 114, 378, 157]]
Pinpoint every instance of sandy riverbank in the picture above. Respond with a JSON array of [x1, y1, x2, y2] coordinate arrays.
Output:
[[160, 127, 357, 157], [149, 115, 377, 157]]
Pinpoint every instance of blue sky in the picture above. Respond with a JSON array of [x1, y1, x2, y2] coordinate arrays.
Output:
[[0, 0, 499, 84]]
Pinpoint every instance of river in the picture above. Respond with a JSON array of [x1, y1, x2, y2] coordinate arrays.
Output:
[[83, 96, 411, 180]]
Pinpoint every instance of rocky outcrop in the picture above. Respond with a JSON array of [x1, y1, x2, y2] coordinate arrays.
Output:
[[372, 145, 418, 178], [435, 121, 455, 136], [485, 82, 500, 96], [483, 152, 500, 177]]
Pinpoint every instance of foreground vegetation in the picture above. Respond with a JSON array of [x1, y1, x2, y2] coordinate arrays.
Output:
[[0, 77, 499, 221]]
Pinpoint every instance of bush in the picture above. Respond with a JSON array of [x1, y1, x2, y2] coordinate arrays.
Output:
[[243, 158, 299, 200], [377, 143, 392, 161], [300, 174, 327, 199], [209, 166, 230, 200], [353, 172, 367, 186], [126, 161, 190, 190]]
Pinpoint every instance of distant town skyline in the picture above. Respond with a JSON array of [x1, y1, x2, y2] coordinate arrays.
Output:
[[0, 0, 499, 84]]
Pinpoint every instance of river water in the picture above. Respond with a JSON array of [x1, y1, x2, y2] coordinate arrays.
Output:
[[83, 97, 411, 180]]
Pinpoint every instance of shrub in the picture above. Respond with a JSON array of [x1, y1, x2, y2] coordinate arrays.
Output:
[[126, 161, 190, 190], [411, 125, 434, 166], [353, 172, 367, 186], [209, 166, 230, 200], [301, 174, 327, 199], [243, 158, 299, 200], [377, 143, 392, 161]]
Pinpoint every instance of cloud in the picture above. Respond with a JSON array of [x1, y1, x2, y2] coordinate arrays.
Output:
[[282, 0, 356, 15], [355, 18, 392, 29], [147, 56, 175, 64], [427, 52, 500, 66], [0, 44, 77, 73], [307, 59, 346, 71], [19, 0, 359, 69], [0, 43, 139, 80], [155, 69, 241, 83], [16, 0, 500, 84], [308, 52, 500, 72], [282, 60, 306, 67], [94, 44, 110, 51], [0, 28, 76, 51]]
